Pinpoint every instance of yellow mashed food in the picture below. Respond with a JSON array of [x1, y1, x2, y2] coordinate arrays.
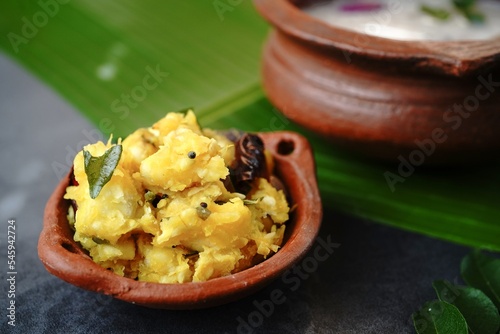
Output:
[[64, 111, 289, 283]]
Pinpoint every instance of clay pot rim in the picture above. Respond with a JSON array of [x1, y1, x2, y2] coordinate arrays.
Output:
[[253, 0, 500, 76], [38, 131, 322, 309]]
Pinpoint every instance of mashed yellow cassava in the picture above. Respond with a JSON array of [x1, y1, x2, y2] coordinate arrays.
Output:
[[64, 111, 289, 283]]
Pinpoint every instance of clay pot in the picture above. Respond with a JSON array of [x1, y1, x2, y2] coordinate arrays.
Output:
[[253, 0, 500, 164], [38, 131, 322, 309]]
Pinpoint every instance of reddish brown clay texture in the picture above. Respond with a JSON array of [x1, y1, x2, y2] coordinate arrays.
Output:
[[253, 0, 500, 164], [38, 131, 322, 309]]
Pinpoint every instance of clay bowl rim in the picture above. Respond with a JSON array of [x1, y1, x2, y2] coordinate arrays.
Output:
[[38, 131, 322, 310], [253, 0, 500, 76]]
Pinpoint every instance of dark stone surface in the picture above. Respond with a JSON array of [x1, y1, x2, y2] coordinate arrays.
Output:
[[0, 53, 469, 334]]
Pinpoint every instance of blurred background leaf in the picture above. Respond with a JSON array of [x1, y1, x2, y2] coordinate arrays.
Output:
[[1, 0, 499, 251]]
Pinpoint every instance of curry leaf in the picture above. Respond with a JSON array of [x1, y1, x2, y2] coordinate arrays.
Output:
[[461, 250, 500, 310], [412, 300, 468, 334], [452, 0, 485, 23], [433, 280, 500, 334], [421, 5, 451, 20], [462, 10, 485, 24], [83, 145, 122, 199], [453, 0, 475, 9]]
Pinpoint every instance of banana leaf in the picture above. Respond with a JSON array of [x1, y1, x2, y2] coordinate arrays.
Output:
[[1, 0, 499, 251]]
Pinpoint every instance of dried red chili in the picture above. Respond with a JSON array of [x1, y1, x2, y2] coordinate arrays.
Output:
[[229, 133, 268, 194]]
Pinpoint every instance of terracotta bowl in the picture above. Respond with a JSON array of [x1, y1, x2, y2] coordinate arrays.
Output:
[[254, 0, 500, 164], [38, 131, 322, 309]]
